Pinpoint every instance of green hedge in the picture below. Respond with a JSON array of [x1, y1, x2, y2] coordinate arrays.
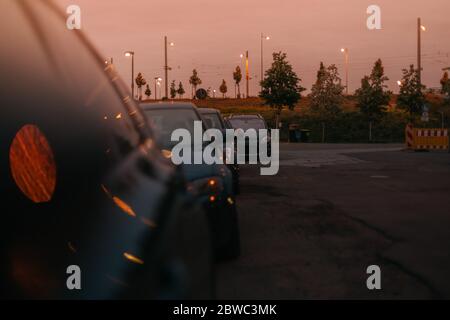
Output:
[[263, 111, 414, 143]]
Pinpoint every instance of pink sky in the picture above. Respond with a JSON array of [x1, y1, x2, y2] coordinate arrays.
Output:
[[58, 0, 450, 96]]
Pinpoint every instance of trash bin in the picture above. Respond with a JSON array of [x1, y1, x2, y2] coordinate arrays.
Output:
[[288, 124, 301, 143], [300, 129, 311, 143]]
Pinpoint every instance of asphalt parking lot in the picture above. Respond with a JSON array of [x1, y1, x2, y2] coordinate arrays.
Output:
[[217, 143, 450, 299]]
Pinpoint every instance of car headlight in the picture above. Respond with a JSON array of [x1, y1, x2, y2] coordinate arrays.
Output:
[[187, 176, 224, 199]]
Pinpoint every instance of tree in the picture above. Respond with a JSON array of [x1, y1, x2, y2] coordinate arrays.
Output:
[[259, 52, 304, 128], [309, 62, 345, 142], [310, 62, 345, 116], [170, 80, 177, 99], [177, 81, 185, 99], [219, 79, 228, 98], [397, 64, 426, 118], [135, 73, 147, 100], [354, 59, 392, 141], [440, 71, 450, 104], [233, 66, 242, 98], [189, 69, 202, 99], [144, 84, 151, 100]]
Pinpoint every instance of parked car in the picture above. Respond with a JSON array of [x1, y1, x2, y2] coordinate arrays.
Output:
[[0, 0, 213, 299], [140, 102, 241, 260], [198, 108, 240, 194], [226, 114, 272, 159]]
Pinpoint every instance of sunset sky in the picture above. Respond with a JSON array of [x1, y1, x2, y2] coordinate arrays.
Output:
[[57, 0, 450, 96]]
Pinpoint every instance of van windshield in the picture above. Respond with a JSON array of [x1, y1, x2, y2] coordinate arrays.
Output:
[[202, 113, 224, 130], [144, 108, 200, 149], [228, 118, 267, 130]]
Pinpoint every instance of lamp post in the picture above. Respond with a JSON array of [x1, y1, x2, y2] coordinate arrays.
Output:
[[164, 36, 175, 99], [260, 33, 270, 91], [418, 18, 426, 87], [104, 57, 113, 66], [245, 51, 249, 98], [340, 48, 349, 95], [239, 53, 246, 98], [154, 77, 162, 101], [124, 51, 135, 98]]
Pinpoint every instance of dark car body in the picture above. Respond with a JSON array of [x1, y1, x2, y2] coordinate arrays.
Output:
[[140, 102, 241, 260], [225, 114, 272, 159], [198, 108, 240, 194], [0, 0, 213, 299]]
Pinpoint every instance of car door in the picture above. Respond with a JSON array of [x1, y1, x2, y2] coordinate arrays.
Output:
[[0, 0, 187, 299]]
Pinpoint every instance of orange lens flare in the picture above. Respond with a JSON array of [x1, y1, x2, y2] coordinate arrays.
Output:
[[9, 125, 57, 203], [123, 252, 144, 265], [112, 196, 137, 217]]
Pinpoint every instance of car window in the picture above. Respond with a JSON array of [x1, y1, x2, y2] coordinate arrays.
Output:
[[228, 118, 267, 130], [13, 1, 144, 162], [201, 113, 224, 130], [144, 108, 200, 149]]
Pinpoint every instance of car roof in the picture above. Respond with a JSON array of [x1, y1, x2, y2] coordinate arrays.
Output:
[[198, 108, 220, 114], [228, 114, 263, 119], [140, 102, 197, 110]]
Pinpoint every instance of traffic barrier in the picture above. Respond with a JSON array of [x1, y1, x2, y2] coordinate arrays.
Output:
[[405, 124, 449, 151], [406, 123, 414, 149]]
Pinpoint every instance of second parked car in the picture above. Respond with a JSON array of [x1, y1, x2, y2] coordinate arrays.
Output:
[[198, 108, 240, 194], [141, 102, 241, 260]]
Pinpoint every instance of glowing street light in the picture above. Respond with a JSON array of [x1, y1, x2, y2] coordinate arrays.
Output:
[[260, 33, 271, 91], [417, 18, 426, 86], [104, 57, 113, 66], [340, 48, 349, 95], [124, 51, 135, 98], [154, 77, 162, 100], [164, 36, 175, 99]]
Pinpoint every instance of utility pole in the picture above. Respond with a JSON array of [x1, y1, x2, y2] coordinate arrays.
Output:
[[124, 51, 135, 98], [246, 50, 249, 98], [341, 48, 349, 95], [417, 17, 422, 86], [164, 36, 168, 99], [154, 77, 161, 101], [260, 34, 263, 92], [260, 34, 270, 92]]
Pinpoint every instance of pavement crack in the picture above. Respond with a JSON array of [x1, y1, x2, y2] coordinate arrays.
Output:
[[378, 254, 444, 299], [317, 199, 402, 243]]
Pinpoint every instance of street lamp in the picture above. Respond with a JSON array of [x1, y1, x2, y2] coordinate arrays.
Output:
[[164, 36, 175, 99], [104, 57, 113, 66], [340, 48, 349, 95], [239, 51, 250, 98], [124, 51, 135, 98], [418, 18, 426, 87], [260, 33, 270, 91], [154, 77, 162, 101]]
